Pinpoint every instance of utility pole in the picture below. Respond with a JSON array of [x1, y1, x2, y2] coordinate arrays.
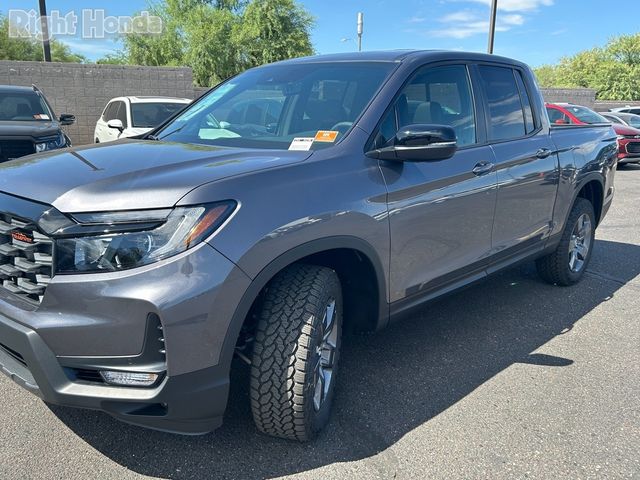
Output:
[[487, 0, 497, 54], [39, 0, 52, 62], [357, 12, 363, 52]]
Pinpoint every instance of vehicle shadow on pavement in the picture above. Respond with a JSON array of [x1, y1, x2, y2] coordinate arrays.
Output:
[[48, 238, 640, 480]]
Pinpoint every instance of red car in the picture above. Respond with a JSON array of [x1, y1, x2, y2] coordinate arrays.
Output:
[[546, 102, 640, 164]]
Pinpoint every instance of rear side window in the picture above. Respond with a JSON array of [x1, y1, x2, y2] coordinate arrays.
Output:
[[514, 71, 535, 133], [478, 66, 526, 141]]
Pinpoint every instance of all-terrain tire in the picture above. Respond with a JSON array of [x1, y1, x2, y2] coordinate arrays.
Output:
[[536, 197, 596, 286], [250, 264, 342, 441]]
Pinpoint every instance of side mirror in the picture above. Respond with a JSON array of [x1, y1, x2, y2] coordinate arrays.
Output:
[[554, 118, 568, 125], [366, 124, 457, 161], [107, 119, 125, 132], [59, 113, 75, 126]]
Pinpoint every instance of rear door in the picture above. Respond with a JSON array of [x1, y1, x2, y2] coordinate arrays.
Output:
[[377, 63, 498, 305], [474, 64, 559, 264]]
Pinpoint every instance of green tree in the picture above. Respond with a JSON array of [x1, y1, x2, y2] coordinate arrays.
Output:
[[118, 3, 186, 66], [235, 0, 313, 69], [115, 0, 314, 86], [0, 15, 87, 63], [535, 33, 640, 100]]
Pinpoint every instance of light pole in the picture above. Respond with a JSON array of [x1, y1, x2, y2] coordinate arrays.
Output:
[[487, 0, 498, 53], [487, 0, 497, 54], [357, 12, 363, 52], [39, 0, 52, 62]]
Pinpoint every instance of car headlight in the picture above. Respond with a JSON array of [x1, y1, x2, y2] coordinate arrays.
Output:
[[53, 202, 236, 274], [35, 133, 66, 152]]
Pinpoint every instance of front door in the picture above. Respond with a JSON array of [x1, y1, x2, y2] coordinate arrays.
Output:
[[376, 64, 498, 304]]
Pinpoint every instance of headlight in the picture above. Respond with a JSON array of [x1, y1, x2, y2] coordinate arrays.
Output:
[[36, 133, 66, 152], [54, 202, 236, 274]]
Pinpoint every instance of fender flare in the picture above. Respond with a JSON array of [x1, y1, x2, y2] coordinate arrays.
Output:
[[570, 172, 605, 224], [216, 235, 388, 371]]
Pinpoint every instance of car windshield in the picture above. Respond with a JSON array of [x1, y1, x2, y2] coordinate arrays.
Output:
[[566, 105, 608, 124], [131, 102, 188, 128], [0, 92, 52, 121], [622, 115, 640, 128], [155, 62, 396, 150]]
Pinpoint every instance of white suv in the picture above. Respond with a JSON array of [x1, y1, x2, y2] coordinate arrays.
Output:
[[94, 96, 191, 143]]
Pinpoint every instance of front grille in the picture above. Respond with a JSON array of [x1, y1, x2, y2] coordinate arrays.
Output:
[[0, 140, 36, 162], [626, 142, 640, 154], [0, 213, 53, 304]]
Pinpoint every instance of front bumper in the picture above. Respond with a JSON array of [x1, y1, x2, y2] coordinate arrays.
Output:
[[617, 139, 640, 163], [0, 311, 229, 433], [0, 241, 252, 434]]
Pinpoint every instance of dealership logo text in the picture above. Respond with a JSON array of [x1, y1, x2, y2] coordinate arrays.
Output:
[[8, 9, 163, 40]]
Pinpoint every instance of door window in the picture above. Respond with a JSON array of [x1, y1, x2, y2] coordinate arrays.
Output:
[[478, 66, 527, 141], [115, 101, 128, 128], [373, 64, 477, 148], [102, 102, 118, 121], [546, 106, 569, 124]]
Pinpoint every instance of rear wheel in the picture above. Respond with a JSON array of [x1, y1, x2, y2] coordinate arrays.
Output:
[[250, 264, 342, 441], [536, 197, 596, 286]]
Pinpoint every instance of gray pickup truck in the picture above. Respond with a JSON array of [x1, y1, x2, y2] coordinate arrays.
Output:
[[0, 51, 617, 441]]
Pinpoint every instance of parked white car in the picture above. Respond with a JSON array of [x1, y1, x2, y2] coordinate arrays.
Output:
[[94, 96, 191, 143]]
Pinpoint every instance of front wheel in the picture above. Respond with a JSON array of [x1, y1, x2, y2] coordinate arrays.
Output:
[[536, 197, 596, 286], [250, 264, 343, 441]]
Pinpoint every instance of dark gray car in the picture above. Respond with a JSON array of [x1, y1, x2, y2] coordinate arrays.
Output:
[[0, 51, 617, 441], [0, 85, 75, 162]]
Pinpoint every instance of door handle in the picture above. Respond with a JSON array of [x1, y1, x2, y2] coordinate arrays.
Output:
[[472, 161, 494, 176], [536, 148, 552, 159]]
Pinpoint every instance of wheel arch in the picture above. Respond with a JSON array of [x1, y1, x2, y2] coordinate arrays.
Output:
[[574, 175, 604, 226], [218, 236, 388, 371]]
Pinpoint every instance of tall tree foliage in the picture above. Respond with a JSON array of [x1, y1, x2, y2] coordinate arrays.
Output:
[[115, 0, 314, 86], [535, 34, 640, 100], [0, 15, 87, 63]]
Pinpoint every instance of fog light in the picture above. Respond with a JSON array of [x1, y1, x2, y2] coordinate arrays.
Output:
[[100, 371, 161, 387]]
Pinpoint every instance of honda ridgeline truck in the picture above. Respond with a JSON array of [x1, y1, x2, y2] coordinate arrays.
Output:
[[0, 51, 617, 441]]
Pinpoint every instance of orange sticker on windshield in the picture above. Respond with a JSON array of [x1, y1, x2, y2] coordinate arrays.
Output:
[[314, 130, 339, 143]]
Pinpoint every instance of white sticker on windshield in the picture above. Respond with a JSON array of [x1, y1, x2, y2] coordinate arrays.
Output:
[[33, 114, 50, 120], [288, 137, 314, 151]]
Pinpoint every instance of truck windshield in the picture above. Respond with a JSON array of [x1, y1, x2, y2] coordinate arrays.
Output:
[[155, 62, 396, 149], [0, 92, 52, 121], [131, 102, 188, 128]]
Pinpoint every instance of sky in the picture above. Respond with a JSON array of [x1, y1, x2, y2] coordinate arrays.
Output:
[[4, 0, 639, 67]]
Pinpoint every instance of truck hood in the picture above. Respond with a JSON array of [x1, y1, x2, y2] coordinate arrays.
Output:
[[0, 120, 61, 138], [0, 140, 312, 213]]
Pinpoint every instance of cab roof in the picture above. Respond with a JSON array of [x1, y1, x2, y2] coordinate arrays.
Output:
[[268, 50, 528, 68]]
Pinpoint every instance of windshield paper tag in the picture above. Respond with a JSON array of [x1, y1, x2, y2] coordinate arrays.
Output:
[[33, 114, 50, 120], [289, 137, 315, 151], [314, 130, 339, 142]]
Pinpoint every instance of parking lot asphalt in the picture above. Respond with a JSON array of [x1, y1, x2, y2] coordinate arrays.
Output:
[[1, 166, 639, 480]]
